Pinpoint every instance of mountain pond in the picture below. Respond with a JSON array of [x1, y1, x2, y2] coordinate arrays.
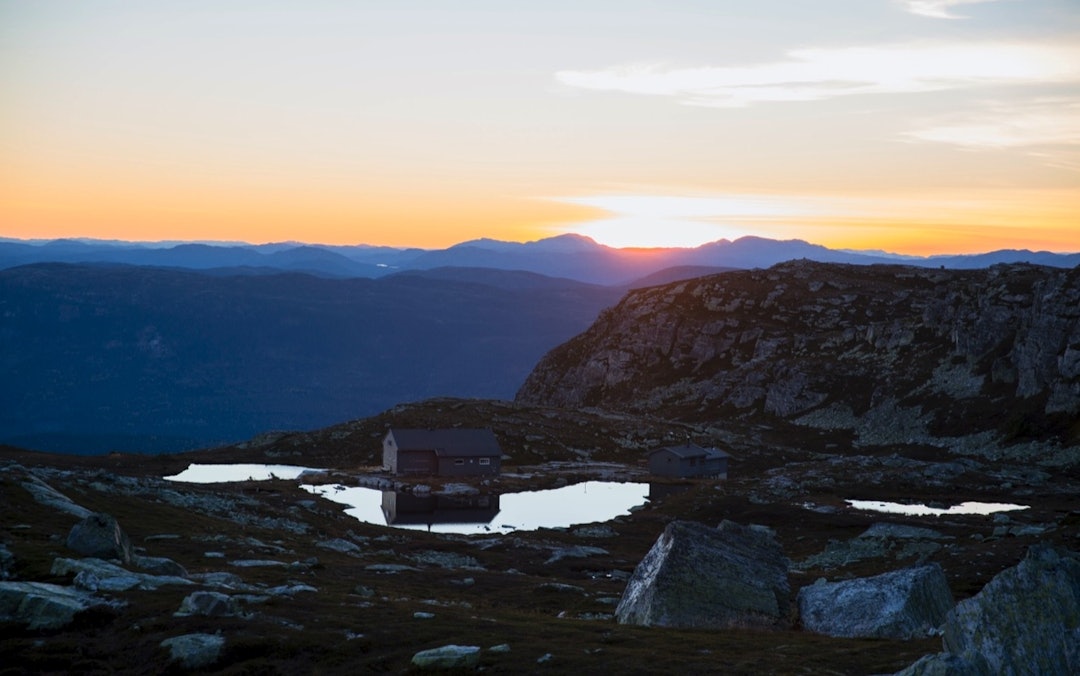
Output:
[[846, 499, 1029, 516], [165, 463, 650, 534]]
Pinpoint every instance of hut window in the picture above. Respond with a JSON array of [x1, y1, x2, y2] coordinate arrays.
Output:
[[479, 458, 490, 465], [454, 459, 465, 466]]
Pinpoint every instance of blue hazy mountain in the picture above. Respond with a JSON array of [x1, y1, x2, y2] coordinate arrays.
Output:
[[0, 263, 621, 454], [4, 235, 1076, 285]]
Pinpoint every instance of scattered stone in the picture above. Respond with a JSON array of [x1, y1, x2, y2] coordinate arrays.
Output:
[[17, 472, 93, 519], [175, 591, 243, 617], [408, 550, 484, 570], [189, 572, 249, 590], [132, 555, 188, 577], [265, 584, 318, 596], [411, 644, 480, 670], [860, 523, 950, 540], [450, 577, 475, 587], [797, 563, 954, 639], [365, 563, 421, 573], [615, 520, 791, 630], [0, 581, 110, 630], [65, 513, 133, 564], [229, 559, 288, 568], [571, 524, 618, 538], [316, 538, 362, 555], [413, 611, 436, 619], [537, 582, 586, 594], [204, 551, 226, 558], [544, 545, 608, 564], [52, 557, 193, 591], [537, 652, 554, 663], [160, 633, 225, 669], [353, 584, 376, 597], [143, 534, 182, 542], [488, 643, 511, 654]]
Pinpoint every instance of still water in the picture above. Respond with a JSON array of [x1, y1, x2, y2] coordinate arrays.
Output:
[[847, 499, 1029, 516], [302, 481, 651, 534], [162, 464, 649, 534], [164, 463, 319, 483]]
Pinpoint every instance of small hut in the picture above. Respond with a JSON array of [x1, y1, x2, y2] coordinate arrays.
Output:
[[647, 442, 729, 478], [382, 428, 502, 476]]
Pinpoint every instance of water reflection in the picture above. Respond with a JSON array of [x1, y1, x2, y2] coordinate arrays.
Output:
[[164, 463, 318, 483], [302, 481, 650, 534], [847, 499, 1029, 516], [381, 491, 501, 530]]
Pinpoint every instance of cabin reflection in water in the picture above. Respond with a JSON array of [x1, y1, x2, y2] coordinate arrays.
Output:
[[381, 491, 501, 531], [648, 483, 691, 502]]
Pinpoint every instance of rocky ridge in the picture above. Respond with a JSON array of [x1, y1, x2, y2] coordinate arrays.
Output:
[[517, 261, 1080, 460]]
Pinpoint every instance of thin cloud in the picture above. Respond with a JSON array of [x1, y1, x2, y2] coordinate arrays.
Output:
[[904, 97, 1080, 170], [898, 0, 1005, 19], [555, 42, 1080, 108]]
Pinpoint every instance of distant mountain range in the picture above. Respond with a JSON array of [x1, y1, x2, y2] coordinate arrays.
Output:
[[2, 234, 1078, 455], [3, 234, 1078, 285]]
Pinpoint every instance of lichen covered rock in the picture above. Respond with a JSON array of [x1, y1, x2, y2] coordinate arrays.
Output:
[[797, 563, 953, 639], [615, 520, 790, 630]]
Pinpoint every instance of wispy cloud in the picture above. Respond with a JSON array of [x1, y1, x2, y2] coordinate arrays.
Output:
[[904, 97, 1080, 170], [556, 42, 1080, 108], [898, 0, 1005, 20]]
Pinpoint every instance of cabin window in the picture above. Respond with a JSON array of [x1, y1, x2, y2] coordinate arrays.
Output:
[[454, 459, 465, 466], [479, 458, 490, 465]]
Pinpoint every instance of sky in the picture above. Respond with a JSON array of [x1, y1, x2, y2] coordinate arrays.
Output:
[[1, 0, 1078, 253]]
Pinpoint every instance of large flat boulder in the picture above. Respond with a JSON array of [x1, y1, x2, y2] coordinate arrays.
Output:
[[0, 581, 105, 630], [797, 562, 953, 639], [615, 520, 791, 630]]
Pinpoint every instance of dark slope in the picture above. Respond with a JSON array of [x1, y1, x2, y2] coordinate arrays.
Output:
[[0, 264, 622, 453]]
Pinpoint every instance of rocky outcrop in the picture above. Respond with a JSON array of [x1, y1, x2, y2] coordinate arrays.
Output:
[[898, 544, 1080, 675], [797, 563, 953, 639], [517, 262, 1080, 453], [65, 513, 133, 564], [615, 520, 790, 630]]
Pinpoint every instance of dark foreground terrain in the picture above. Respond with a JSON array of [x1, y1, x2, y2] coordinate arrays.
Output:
[[2, 398, 1078, 675]]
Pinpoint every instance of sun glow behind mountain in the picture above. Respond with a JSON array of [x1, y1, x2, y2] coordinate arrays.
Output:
[[2, 2, 1078, 254]]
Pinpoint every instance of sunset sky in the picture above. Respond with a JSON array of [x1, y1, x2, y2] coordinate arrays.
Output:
[[2, 1, 1078, 253]]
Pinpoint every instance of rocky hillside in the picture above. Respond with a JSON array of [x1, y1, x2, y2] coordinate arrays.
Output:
[[518, 261, 1080, 456]]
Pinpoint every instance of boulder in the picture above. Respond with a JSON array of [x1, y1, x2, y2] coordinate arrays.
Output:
[[160, 633, 225, 669], [65, 513, 133, 564], [797, 563, 953, 639], [175, 591, 243, 618], [411, 644, 481, 670], [0, 581, 105, 630], [939, 544, 1080, 675], [132, 555, 188, 577], [52, 557, 193, 591], [615, 520, 791, 630]]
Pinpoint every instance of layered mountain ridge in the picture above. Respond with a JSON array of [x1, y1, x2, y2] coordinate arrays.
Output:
[[4, 235, 1078, 286], [517, 261, 1080, 453]]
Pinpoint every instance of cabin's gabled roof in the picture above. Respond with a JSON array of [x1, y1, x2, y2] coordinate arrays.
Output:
[[387, 428, 501, 458], [649, 442, 730, 460]]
